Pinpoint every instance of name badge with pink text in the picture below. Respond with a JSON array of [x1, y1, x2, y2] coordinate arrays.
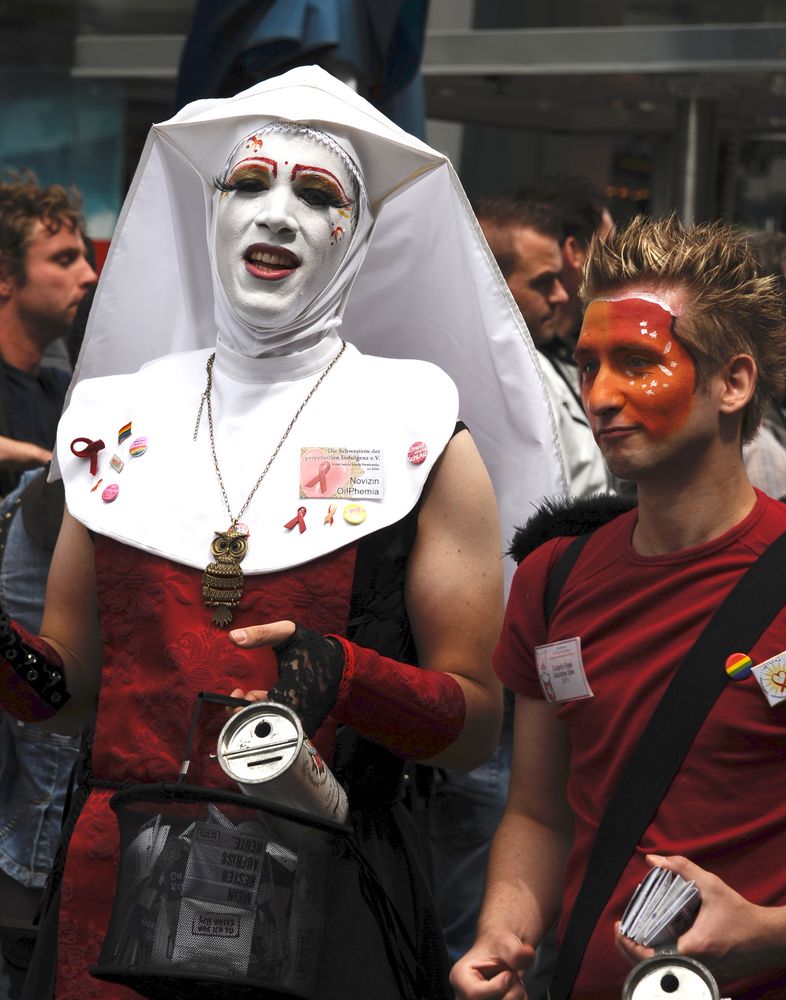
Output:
[[534, 637, 594, 704]]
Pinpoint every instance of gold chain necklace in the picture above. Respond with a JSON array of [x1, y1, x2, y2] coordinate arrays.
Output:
[[195, 341, 347, 626]]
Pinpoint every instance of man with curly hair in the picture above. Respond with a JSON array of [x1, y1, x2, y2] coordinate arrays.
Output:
[[0, 174, 96, 495], [0, 174, 94, 997], [452, 215, 786, 1000]]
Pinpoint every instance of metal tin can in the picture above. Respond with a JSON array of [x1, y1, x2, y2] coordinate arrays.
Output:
[[621, 954, 725, 999], [216, 702, 348, 824]]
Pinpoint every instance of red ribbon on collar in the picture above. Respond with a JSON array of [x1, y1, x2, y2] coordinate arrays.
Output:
[[70, 437, 105, 476], [284, 506, 307, 534]]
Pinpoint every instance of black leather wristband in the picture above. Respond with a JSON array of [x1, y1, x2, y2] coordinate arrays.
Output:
[[0, 612, 70, 718]]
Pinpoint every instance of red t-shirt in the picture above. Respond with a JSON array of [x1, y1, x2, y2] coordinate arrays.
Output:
[[495, 490, 786, 1000]]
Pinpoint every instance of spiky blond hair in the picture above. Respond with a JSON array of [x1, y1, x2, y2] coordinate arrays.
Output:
[[582, 214, 786, 443]]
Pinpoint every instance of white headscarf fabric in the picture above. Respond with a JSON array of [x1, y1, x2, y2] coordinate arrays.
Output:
[[64, 66, 566, 587]]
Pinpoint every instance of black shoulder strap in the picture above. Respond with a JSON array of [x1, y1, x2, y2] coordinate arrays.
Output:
[[544, 533, 593, 623], [548, 527, 786, 1000]]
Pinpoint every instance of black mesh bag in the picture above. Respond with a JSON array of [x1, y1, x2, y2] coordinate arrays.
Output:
[[90, 694, 420, 1000]]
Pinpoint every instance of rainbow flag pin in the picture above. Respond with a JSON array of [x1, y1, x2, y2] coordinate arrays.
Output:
[[118, 421, 132, 445]]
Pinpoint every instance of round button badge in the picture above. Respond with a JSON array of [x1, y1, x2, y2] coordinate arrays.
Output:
[[129, 437, 148, 458], [102, 483, 120, 503], [725, 652, 753, 681], [343, 503, 366, 525], [407, 441, 428, 465]]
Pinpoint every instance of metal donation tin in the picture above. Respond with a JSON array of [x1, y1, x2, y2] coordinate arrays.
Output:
[[621, 954, 726, 1000], [216, 701, 348, 823]]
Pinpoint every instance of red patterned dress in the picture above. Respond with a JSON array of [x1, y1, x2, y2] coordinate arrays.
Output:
[[33, 504, 450, 1000]]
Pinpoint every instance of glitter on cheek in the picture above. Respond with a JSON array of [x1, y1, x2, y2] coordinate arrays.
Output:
[[634, 348, 695, 436]]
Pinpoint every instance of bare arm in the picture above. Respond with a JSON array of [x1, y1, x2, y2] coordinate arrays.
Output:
[[37, 507, 102, 734], [0, 435, 51, 471], [403, 427, 504, 769], [450, 694, 573, 999]]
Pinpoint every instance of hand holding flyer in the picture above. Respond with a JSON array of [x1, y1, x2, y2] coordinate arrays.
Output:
[[620, 865, 702, 948]]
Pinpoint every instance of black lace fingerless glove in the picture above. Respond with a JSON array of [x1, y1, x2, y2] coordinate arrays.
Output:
[[268, 624, 346, 738]]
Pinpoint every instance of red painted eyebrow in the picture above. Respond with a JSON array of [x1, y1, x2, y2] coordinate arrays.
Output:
[[231, 156, 277, 177], [290, 164, 349, 201]]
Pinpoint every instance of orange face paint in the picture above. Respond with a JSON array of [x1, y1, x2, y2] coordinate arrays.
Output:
[[576, 296, 696, 440]]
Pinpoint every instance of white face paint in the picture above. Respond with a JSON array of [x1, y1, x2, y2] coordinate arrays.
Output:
[[215, 130, 356, 328]]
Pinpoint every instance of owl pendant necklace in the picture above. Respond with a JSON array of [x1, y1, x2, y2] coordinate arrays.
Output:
[[194, 344, 347, 627]]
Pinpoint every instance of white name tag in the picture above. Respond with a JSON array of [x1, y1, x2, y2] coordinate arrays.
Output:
[[534, 637, 594, 704], [752, 649, 786, 707]]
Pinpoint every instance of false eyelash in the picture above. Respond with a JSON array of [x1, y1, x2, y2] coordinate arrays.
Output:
[[212, 175, 238, 192], [302, 189, 354, 211], [212, 173, 353, 214], [331, 194, 354, 211]]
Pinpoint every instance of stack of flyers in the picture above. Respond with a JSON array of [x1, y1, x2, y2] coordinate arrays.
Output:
[[119, 815, 171, 899], [620, 866, 701, 947], [109, 815, 172, 965]]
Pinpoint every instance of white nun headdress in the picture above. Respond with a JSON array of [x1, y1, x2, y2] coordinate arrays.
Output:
[[66, 65, 565, 588]]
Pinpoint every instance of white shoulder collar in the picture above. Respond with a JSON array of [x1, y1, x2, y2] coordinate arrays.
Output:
[[57, 344, 458, 573]]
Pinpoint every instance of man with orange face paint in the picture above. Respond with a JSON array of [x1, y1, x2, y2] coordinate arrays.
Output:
[[578, 294, 703, 482], [452, 215, 786, 1000]]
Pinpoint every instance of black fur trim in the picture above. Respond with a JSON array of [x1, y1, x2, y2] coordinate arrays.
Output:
[[508, 492, 636, 565]]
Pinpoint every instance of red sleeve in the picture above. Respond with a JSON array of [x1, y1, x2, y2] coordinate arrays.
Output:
[[494, 536, 576, 699], [329, 635, 465, 760]]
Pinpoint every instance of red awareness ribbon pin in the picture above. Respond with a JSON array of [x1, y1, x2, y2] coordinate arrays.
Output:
[[71, 437, 106, 476], [304, 461, 331, 494], [284, 507, 307, 533]]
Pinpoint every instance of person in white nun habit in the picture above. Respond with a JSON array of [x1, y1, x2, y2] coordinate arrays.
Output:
[[0, 68, 565, 999]]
